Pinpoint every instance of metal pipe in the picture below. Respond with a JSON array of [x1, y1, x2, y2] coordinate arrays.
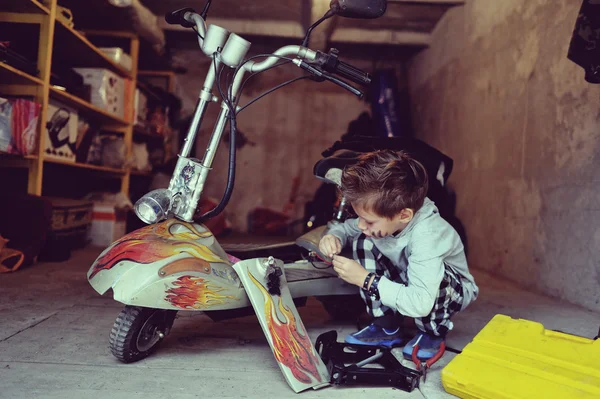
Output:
[[355, 351, 384, 368], [245, 46, 317, 73], [336, 195, 348, 221], [179, 58, 221, 158], [201, 104, 230, 167], [180, 97, 208, 158]]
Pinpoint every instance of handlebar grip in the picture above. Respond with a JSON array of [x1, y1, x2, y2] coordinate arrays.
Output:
[[335, 60, 372, 86], [165, 8, 196, 28], [294, 59, 364, 99]]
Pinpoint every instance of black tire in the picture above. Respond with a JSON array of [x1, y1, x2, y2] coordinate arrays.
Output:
[[109, 305, 177, 363], [317, 294, 366, 321]]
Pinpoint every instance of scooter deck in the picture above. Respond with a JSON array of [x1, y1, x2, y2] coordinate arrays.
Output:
[[441, 314, 600, 399], [233, 257, 330, 393], [221, 242, 297, 252]]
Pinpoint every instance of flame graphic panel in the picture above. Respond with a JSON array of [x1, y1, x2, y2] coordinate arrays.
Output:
[[248, 271, 322, 384], [165, 276, 237, 309], [89, 219, 225, 279]]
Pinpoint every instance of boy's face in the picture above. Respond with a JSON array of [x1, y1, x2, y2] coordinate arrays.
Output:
[[353, 204, 413, 238]]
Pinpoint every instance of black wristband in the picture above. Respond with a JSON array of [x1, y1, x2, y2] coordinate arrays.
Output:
[[362, 272, 375, 291], [368, 275, 382, 300]]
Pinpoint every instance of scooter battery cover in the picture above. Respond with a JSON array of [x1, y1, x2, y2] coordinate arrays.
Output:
[[441, 314, 600, 399]]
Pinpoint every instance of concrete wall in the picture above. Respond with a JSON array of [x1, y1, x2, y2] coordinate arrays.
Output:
[[407, 0, 600, 311], [171, 47, 371, 233]]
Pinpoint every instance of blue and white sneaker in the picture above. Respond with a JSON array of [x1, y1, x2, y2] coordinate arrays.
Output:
[[402, 331, 445, 361], [345, 324, 405, 347]]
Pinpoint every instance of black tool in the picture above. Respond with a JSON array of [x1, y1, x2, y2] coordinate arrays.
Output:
[[315, 330, 421, 392]]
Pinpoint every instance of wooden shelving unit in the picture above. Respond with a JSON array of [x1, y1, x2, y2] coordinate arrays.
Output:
[[0, 0, 49, 14], [0, 0, 152, 198], [0, 62, 44, 85], [44, 157, 126, 174], [0, 150, 37, 160], [49, 86, 129, 127], [52, 19, 133, 79]]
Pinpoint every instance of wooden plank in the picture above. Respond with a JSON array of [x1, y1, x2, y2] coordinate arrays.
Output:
[[30, 0, 49, 13], [28, 0, 56, 195], [83, 30, 138, 39], [138, 71, 176, 77], [0, 151, 37, 160], [159, 18, 304, 38], [331, 28, 431, 46], [53, 19, 133, 79], [0, 84, 40, 97], [49, 86, 129, 127], [138, 71, 176, 93], [44, 157, 126, 175], [0, 153, 37, 169], [121, 35, 139, 195], [0, 0, 50, 14], [0, 62, 43, 85], [0, 11, 43, 23]]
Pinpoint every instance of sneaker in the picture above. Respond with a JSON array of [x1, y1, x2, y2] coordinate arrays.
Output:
[[345, 323, 405, 347], [402, 331, 445, 361]]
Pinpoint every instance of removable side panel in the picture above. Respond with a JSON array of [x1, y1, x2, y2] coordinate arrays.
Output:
[[233, 258, 330, 393]]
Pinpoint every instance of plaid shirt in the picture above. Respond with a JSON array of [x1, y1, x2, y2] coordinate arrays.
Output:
[[326, 197, 478, 318]]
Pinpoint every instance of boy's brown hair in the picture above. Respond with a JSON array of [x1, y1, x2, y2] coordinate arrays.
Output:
[[341, 150, 429, 219]]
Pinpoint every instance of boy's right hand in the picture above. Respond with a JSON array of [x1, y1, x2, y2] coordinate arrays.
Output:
[[319, 234, 342, 258]]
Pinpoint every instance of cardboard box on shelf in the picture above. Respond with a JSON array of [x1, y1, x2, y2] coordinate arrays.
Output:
[[99, 47, 133, 71], [73, 68, 125, 119], [134, 88, 148, 127], [45, 99, 78, 162]]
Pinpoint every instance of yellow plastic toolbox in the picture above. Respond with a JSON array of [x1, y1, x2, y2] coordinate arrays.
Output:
[[441, 314, 600, 399]]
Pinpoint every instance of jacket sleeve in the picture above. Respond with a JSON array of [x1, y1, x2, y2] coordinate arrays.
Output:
[[377, 226, 453, 318], [324, 218, 362, 248]]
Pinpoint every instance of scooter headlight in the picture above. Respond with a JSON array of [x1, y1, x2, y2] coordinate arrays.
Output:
[[134, 189, 172, 224]]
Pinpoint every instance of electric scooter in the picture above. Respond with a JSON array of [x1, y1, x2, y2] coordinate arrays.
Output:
[[87, 0, 388, 393]]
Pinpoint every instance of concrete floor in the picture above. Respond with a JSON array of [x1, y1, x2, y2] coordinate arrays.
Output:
[[1, 246, 599, 399]]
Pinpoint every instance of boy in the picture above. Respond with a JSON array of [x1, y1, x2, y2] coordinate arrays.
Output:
[[319, 150, 478, 360]]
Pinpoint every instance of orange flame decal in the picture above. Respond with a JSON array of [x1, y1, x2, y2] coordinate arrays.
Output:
[[89, 219, 225, 279], [165, 276, 236, 309], [248, 271, 322, 384]]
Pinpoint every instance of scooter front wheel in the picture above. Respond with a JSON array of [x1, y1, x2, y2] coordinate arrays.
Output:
[[109, 305, 177, 363]]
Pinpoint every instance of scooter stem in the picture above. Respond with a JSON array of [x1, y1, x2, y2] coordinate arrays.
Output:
[[192, 65, 248, 193], [180, 59, 220, 158]]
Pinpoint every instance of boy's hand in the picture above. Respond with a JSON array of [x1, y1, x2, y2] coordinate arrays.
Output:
[[319, 234, 342, 257], [332, 255, 369, 287]]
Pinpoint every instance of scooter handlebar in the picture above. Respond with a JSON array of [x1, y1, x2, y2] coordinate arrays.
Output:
[[293, 59, 364, 99], [165, 8, 196, 28], [314, 50, 372, 86], [335, 59, 371, 86]]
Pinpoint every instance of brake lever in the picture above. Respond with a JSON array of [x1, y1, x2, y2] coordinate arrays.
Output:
[[293, 59, 364, 99]]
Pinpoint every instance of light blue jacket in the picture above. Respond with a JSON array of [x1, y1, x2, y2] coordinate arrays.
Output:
[[326, 197, 478, 318]]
